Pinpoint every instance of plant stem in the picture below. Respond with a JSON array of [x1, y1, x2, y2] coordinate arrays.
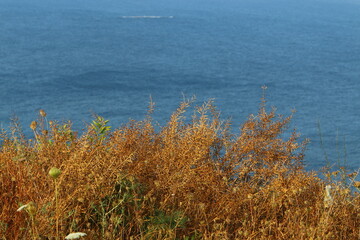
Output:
[[55, 178, 59, 240], [30, 215, 38, 240]]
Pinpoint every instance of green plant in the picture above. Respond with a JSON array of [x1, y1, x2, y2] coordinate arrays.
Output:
[[89, 175, 143, 239], [144, 210, 189, 239], [89, 115, 111, 144]]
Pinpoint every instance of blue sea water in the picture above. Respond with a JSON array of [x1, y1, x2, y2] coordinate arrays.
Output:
[[0, 0, 359, 171]]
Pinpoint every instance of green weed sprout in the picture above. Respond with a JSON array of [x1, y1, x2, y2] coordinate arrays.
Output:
[[90, 115, 111, 144]]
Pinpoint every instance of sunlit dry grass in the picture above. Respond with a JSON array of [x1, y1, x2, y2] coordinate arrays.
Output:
[[1, 97, 359, 239]]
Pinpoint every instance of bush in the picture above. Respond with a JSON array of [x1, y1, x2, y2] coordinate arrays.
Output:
[[1, 99, 359, 239]]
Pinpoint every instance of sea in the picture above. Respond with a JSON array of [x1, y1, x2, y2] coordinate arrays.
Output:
[[0, 0, 359, 172]]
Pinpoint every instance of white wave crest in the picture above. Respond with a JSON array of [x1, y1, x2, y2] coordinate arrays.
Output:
[[121, 16, 174, 19]]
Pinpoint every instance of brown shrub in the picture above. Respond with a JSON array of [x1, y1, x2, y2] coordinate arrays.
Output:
[[0, 100, 359, 239]]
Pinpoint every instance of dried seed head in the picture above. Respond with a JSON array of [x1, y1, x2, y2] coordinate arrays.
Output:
[[39, 109, 47, 117], [49, 167, 61, 179], [30, 121, 37, 130], [348, 172, 357, 178], [342, 189, 350, 196]]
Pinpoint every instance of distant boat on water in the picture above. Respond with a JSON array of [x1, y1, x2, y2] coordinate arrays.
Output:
[[121, 16, 174, 19]]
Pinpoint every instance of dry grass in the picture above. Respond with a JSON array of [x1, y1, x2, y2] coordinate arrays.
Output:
[[1, 97, 359, 240]]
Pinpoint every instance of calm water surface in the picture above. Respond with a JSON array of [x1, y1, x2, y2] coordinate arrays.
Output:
[[0, 0, 359, 171]]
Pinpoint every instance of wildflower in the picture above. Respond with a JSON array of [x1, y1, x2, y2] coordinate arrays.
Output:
[[324, 185, 333, 208], [65, 232, 87, 239]]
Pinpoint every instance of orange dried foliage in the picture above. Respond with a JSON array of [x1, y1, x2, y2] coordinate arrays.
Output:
[[0, 99, 359, 239]]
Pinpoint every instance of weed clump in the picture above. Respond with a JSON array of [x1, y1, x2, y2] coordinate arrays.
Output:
[[0, 99, 359, 239]]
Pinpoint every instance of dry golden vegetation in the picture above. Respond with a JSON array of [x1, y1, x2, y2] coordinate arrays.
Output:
[[1, 97, 359, 240]]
